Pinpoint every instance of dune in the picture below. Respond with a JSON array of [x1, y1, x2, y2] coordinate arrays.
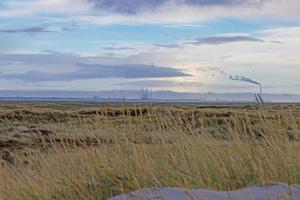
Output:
[[109, 183, 300, 200]]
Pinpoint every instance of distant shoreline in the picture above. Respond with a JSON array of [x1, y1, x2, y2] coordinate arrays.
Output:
[[0, 90, 299, 103], [0, 97, 299, 104]]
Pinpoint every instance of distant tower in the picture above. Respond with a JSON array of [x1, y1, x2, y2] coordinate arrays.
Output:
[[140, 87, 151, 100]]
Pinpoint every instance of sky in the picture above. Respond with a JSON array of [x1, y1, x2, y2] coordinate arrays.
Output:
[[0, 0, 299, 94]]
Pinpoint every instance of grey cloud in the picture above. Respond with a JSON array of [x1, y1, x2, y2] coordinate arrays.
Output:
[[89, 0, 165, 14], [0, 63, 190, 82], [153, 36, 265, 49], [270, 40, 284, 44], [220, 55, 233, 59], [197, 67, 220, 72], [88, 0, 265, 14], [102, 47, 136, 51], [0, 26, 52, 33], [77, 63, 190, 78], [0, 26, 74, 34], [154, 44, 183, 49], [117, 80, 193, 88], [187, 36, 264, 45], [0, 52, 82, 65]]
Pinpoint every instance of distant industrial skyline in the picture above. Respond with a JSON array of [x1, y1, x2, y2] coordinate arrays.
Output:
[[0, 0, 299, 94], [1, 89, 300, 103]]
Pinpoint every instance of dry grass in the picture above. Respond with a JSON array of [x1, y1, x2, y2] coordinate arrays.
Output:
[[0, 102, 299, 199]]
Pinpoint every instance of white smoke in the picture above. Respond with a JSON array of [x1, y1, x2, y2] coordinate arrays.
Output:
[[220, 71, 261, 86], [229, 75, 261, 86]]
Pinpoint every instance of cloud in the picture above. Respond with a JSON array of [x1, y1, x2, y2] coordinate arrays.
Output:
[[197, 67, 220, 72], [78, 0, 300, 25], [0, 25, 299, 92], [154, 44, 183, 49], [0, 63, 190, 81], [0, 26, 73, 34], [88, 0, 164, 14], [1, 0, 300, 25], [77, 63, 190, 78], [186, 36, 264, 45], [0, 0, 90, 17], [0, 52, 82, 65], [88, 0, 259, 14], [153, 36, 264, 50], [102, 46, 136, 51], [116, 80, 203, 88]]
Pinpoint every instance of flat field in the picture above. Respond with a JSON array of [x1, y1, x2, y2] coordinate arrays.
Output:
[[0, 101, 300, 199]]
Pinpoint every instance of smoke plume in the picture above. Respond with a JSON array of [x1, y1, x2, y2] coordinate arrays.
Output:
[[229, 75, 261, 86]]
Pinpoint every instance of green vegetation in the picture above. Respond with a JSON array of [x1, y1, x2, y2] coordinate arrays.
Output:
[[0, 102, 299, 199]]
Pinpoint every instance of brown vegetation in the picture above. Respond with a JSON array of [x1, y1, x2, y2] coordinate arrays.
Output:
[[0, 102, 299, 199]]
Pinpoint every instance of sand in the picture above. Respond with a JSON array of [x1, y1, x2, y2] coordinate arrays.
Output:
[[109, 183, 300, 200]]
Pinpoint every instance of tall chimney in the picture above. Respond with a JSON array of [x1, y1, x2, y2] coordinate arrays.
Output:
[[260, 84, 262, 94]]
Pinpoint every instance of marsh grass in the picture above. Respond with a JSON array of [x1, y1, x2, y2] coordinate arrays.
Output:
[[0, 104, 299, 199]]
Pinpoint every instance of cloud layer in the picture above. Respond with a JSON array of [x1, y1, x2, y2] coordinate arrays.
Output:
[[1, 0, 300, 25], [80, 0, 300, 25], [0, 54, 189, 81]]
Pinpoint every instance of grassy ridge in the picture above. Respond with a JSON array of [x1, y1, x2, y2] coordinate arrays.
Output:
[[0, 103, 299, 199]]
